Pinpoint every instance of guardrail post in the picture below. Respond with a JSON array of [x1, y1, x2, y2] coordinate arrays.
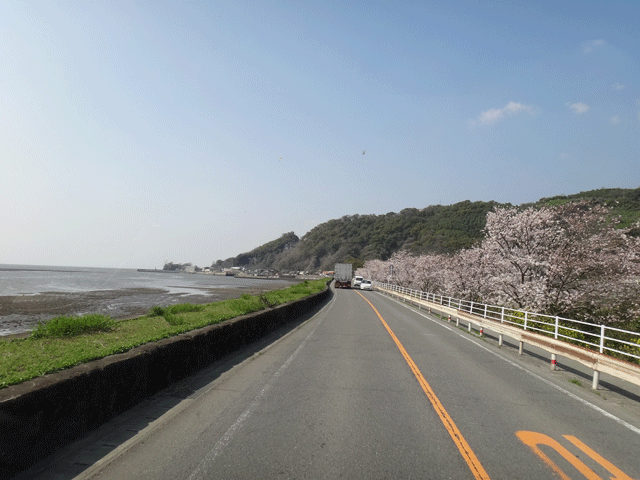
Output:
[[600, 325, 605, 354], [501, 306, 505, 323], [524, 312, 528, 331], [470, 301, 474, 314], [484, 304, 488, 319], [592, 371, 600, 390], [554, 316, 559, 339]]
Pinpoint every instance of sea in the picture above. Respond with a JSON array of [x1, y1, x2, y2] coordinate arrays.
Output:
[[0, 264, 286, 296], [0, 265, 292, 336]]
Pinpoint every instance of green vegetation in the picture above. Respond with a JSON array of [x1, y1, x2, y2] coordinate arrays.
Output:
[[539, 187, 640, 228], [31, 314, 116, 338], [213, 187, 640, 273], [148, 303, 205, 325], [215, 232, 300, 270], [0, 279, 327, 389]]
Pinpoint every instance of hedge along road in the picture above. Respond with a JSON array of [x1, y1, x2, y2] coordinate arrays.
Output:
[[20, 285, 640, 479]]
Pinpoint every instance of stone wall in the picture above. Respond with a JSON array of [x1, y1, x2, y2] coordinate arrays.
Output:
[[0, 285, 331, 478]]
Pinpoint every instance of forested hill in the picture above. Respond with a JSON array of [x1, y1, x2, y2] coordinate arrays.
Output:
[[213, 187, 640, 272]]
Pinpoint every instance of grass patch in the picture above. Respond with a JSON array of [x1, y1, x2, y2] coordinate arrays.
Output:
[[31, 314, 116, 338], [569, 378, 583, 387], [148, 303, 205, 325], [0, 279, 328, 388]]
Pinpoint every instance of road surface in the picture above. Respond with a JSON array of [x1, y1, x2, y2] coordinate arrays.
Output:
[[17, 286, 640, 479]]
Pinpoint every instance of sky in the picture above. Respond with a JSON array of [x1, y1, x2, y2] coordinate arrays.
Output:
[[1, 1, 639, 269]]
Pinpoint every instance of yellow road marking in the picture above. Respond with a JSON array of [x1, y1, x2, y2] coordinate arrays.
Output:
[[517, 431, 636, 480], [564, 436, 635, 480], [357, 291, 491, 480]]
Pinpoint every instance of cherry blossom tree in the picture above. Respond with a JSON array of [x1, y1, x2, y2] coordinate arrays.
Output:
[[358, 201, 640, 325], [356, 259, 388, 283], [386, 250, 416, 287], [442, 247, 492, 302], [412, 253, 447, 293], [480, 202, 640, 322]]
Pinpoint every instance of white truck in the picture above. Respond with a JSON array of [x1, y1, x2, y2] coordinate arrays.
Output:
[[334, 263, 353, 288]]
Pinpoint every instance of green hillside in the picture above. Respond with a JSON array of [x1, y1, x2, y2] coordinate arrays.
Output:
[[538, 187, 640, 230], [213, 187, 640, 272]]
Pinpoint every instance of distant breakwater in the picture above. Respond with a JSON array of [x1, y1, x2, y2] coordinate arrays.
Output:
[[137, 269, 179, 273]]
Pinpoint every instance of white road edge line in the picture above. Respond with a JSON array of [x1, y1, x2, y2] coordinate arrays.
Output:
[[385, 293, 640, 437], [73, 293, 335, 480], [186, 294, 334, 480]]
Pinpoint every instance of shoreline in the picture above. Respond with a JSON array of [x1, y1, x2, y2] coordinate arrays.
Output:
[[0, 267, 82, 273], [0, 282, 296, 338]]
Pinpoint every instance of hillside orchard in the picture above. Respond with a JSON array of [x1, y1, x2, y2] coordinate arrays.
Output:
[[357, 202, 640, 325]]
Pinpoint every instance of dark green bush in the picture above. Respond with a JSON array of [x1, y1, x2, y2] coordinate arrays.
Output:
[[149, 306, 165, 317]]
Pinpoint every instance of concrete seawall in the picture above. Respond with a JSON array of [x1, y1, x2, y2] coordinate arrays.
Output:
[[0, 284, 332, 479]]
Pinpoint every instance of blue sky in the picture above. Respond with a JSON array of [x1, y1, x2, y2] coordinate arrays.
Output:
[[1, 1, 639, 268]]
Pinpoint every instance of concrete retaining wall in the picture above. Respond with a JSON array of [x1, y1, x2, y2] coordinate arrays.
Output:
[[0, 285, 331, 478]]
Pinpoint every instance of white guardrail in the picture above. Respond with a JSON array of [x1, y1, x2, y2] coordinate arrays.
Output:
[[377, 282, 640, 390]]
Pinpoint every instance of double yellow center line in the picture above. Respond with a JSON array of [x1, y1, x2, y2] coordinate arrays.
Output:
[[357, 291, 490, 480]]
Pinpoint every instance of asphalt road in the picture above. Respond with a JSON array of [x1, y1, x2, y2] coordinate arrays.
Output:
[[17, 286, 640, 479]]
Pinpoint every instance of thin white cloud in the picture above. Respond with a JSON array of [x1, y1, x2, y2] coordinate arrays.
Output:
[[470, 101, 536, 127], [583, 39, 605, 54], [566, 102, 590, 114], [613, 82, 626, 90], [610, 116, 621, 125]]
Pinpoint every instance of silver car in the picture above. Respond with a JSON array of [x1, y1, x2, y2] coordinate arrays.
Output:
[[360, 279, 373, 290]]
